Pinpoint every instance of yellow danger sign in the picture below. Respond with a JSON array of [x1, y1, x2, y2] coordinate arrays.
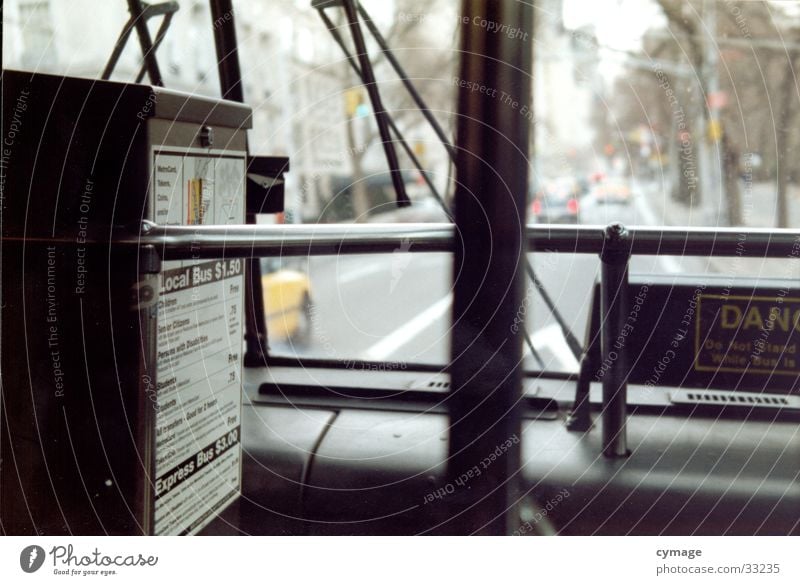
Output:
[[695, 294, 800, 375]]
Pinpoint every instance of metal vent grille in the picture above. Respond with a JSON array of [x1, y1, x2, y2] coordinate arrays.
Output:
[[670, 390, 800, 410], [409, 376, 450, 391], [426, 380, 450, 390], [409, 376, 539, 395]]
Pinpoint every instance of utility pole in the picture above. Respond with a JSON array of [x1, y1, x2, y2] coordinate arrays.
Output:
[[703, 0, 725, 225], [775, 41, 798, 229]]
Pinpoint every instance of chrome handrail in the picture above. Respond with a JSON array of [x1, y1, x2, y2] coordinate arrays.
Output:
[[11, 221, 796, 259]]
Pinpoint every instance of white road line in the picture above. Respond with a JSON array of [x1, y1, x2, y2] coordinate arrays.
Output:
[[632, 189, 682, 274], [339, 263, 385, 284], [530, 323, 580, 370], [363, 294, 452, 361], [363, 294, 579, 370]]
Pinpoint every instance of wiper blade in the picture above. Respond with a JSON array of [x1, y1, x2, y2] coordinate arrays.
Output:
[[524, 261, 584, 360], [316, 6, 452, 219], [318, 0, 409, 207], [101, 0, 179, 86]]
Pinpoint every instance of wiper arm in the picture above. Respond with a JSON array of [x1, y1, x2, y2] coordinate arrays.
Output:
[[521, 326, 546, 370], [353, 2, 457, 162], [316, 7, 452, 219], [524, 261, 584, 360], [101, 0, 179, 86], [315, 0, 582, 367], [317, 0, 410, 207]]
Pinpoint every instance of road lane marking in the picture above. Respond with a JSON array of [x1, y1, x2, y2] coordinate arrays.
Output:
[[530, 323, 580, 371], [339, 263, 385, 284], [363, 294, 452, 361], [363, 294, 579, 371], [339, 255, 448, 286], [632, 188, 682, 274]]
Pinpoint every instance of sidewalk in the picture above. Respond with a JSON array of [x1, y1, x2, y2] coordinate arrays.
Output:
[[638, 178, 800, 230], [636, 178, 800, 279]]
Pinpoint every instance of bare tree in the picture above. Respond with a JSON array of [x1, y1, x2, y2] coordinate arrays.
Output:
[[656, 0, 739, 217], [653, 0, 800, 227]]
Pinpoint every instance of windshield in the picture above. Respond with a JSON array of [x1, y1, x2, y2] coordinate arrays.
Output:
[[7, 0, 799, 372], [257, 0, 800, 371]]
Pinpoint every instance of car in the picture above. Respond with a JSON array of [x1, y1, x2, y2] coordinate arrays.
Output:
[[261, 258, 313, 343], [530, 177, 582, 223], [587, 180, 632, 204], [580, 179, 638, 224]]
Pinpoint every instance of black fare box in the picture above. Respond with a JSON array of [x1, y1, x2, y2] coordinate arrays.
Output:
[[1, 70, 251, 535]]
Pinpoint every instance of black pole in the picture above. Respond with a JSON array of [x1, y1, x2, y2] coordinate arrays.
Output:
[[341, 0, 409, 207], [599, 223, 631, 458], [445, 0, 533, 535]]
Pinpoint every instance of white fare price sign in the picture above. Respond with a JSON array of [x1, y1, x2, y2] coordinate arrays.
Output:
[[151, 148, 245, 535]]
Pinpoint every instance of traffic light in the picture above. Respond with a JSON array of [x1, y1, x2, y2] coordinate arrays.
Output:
[[707, 119, 723, 143], [344, 88, 364, 117]]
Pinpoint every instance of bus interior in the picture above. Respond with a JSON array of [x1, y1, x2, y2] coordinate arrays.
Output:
[[1, 0, 799, 537]]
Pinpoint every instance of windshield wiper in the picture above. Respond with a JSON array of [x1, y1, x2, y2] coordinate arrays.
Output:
[[314, 2, 449, 216], [314, 0, 409, 207], [101, 0, 179, 85], [314, 0, 581, 370]]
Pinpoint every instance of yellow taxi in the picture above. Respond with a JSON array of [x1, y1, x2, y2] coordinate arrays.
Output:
[[261, 258, 313, 343]]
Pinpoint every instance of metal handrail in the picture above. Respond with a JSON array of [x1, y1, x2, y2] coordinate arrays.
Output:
[[10, 219, 798, 460], [11, 222, 800, 259]]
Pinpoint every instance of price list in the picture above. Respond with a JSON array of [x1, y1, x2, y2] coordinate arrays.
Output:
[[151, 150, 245, 535]]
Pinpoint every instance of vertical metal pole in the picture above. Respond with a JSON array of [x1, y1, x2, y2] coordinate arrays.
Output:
[[599, 223, 630, 458], [446, 0, 532, 535], [208, 0, 267, 366], [566, 287, 600, 432], [136, 244, 162, 534], [0, 2, 5, 533]]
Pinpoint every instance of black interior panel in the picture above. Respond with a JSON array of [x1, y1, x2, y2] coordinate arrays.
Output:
[[223, 373, 800, 535]]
